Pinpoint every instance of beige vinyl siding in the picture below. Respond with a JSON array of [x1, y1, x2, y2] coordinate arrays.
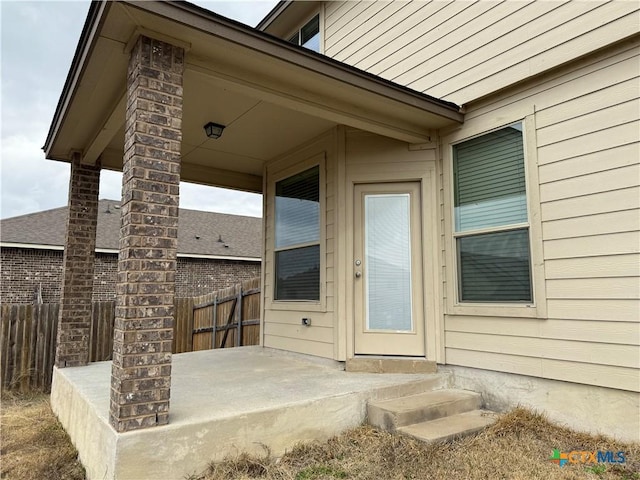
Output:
[[446, 331, 638, 368], [540, 187, 639, 222], [445, 349, 637, 392], [325, 1, 422, 61], [324, 0, 639, 105], [545, 254, 639, 279], [544, 232, 639, 260], [262, 130, 337, 359], [446, 316, 640, 346], [342, 129, 442, 361], [326, 149, 336, 315], [540, 164, 639, 203], [441, 37, 640, 392], [264, 334, 334, 358]]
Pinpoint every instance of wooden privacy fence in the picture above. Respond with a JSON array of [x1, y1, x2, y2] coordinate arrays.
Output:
[[1, 277, 261, 392], [174, 277, 261, 353], [1, 304, 59, 393], [1, 301, 122, 392]]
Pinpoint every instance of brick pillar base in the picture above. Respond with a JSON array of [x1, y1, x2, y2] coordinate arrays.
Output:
[[55, 159, 100, 368], [110, 35, 184, 433]]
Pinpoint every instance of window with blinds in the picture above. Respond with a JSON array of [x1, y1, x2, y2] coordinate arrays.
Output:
[[288, 15, 320, 53], [274, 166, 320, 301], [453, 123, 532, 303]]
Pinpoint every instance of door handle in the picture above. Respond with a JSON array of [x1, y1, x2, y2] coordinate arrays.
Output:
[[355, 271, 362, 278]]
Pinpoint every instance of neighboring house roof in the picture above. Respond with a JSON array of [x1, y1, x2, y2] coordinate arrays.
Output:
[[0, 200, 262, 260]]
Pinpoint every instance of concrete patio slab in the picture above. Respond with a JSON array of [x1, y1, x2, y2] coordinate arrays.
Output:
[[51, 347, 448, 480]]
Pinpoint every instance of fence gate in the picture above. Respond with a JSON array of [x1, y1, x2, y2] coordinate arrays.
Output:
[[191, 278, 261, 351], [1, 277, 261, 392]]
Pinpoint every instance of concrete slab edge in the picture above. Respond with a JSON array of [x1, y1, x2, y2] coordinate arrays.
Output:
[[51, 367, 118, 480]]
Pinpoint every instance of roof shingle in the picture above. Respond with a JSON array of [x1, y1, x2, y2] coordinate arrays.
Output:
[[0, 200, 262, 259]]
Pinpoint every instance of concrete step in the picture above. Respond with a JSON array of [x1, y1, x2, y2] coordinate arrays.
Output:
[[370, 373, 450, 404], [398, 409, 497, 443], [368, 389, 482, 432], [346, 356, 437, 374]]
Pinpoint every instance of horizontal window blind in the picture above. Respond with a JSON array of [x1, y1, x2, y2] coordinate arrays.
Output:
[[453, 123, 533, 304], [365, 194, 412, 331], [458, 229, 532, 302], [275, 166, 319, 248], [274, 165, 321, 301], [301, 15, 320, 52], [275, 245, 320, 301], [289, 15, 320, 53], [454, 126, 527, 232]]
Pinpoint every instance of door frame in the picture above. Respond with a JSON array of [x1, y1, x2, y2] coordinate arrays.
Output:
[[353, 182, 425, 356], [344, 161, 443, 363]]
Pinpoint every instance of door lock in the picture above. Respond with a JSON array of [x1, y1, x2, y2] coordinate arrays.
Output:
[[355, 271, 362, 278]]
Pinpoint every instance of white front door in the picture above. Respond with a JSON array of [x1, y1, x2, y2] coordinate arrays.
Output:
[[353, 182, 425, 356]]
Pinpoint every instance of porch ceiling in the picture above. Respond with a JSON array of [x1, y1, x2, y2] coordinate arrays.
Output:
[[44, 1, 463, 193]]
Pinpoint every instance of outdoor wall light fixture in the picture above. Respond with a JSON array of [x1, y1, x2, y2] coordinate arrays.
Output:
[[204, 122, 226, 139]]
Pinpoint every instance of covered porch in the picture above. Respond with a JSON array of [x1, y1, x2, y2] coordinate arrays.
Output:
[[43, 1, 463, 474], [51, 346, 448, 479]]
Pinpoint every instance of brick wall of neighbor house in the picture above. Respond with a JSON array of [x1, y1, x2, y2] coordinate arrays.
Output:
[[0, 248, 261, 303], [175, 257, 261, 296], [1, 248, 64, 303], [94, 254, 118, 300]]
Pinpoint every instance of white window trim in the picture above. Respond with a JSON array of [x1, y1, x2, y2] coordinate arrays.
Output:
[[267, 153, 327, 312], [286, 9, 324, 54], [442, 113, 547, 319]]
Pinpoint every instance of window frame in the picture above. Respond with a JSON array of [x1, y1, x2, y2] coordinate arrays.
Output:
[[268, 154, 326, 311], [287, 11, 323, 53], [443, 113, 547, 319]]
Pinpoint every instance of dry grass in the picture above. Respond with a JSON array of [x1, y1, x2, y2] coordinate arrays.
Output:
[[197, 408, 640, 480], [0, 391, 85, 480], [1, 394, 638, 480]]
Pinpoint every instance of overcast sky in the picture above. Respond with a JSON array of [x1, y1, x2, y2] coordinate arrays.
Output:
[[1, 0, 278, 220]]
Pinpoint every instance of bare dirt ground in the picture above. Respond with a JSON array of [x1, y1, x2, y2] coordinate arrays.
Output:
[[1, 392, 638, 480]]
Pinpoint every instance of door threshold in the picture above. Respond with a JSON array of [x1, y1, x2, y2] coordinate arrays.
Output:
[[346, 356, 437, 374]]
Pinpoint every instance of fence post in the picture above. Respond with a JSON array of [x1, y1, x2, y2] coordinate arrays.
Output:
[[211, 294, 218, 350], [27, 304, 38, 391], [236, 285, 242, 347]]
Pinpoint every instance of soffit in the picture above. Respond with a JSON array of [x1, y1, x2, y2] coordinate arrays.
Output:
[[44, 1, 462, 193]]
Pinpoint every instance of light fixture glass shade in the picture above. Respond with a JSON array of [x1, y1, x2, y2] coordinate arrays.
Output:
[[204, 122, 225, 139]]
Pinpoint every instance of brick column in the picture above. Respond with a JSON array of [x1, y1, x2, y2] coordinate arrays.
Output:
[[55, 159, 100, 367], [109, 35, 184, 432]]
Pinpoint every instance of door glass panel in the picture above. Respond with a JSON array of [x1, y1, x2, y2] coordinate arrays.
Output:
[[365, 194, 413, 331]]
